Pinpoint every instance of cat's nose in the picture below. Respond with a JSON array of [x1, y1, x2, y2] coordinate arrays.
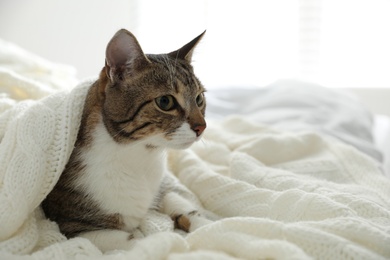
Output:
[[192, 124, 206, 137]]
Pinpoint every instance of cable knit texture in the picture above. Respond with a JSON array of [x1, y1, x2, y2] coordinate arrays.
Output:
[[1, 39, 390, 260]]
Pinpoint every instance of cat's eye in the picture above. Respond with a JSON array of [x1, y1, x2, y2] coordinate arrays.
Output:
[[196, 93, 204, 107], [155, 95, 176, 111]]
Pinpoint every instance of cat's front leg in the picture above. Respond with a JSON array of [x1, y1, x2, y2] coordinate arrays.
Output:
[[161, 192, 212, 232]]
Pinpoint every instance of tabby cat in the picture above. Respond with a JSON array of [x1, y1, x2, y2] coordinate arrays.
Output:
[[42, 29, 210, 252]]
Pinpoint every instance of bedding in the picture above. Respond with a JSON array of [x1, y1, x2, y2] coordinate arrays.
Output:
[[0, 40, 390, 259], [207, 82, 390, 177], [373, 114, 390, 178]]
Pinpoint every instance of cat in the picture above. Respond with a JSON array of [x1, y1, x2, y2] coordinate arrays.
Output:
[[41, 28, 211, 252]]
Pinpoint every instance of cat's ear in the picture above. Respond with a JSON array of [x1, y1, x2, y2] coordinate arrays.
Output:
[[168, 30, 206, 63], [105, 29, 150, 81]]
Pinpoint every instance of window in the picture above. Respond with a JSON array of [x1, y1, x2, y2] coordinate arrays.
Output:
[[134, 0, 390, 88]]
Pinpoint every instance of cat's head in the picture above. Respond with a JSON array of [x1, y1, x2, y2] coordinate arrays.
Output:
[[99, 29, 206, 149]]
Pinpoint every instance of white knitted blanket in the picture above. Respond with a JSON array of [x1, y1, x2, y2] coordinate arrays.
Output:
[[1, 40, 390, 260]]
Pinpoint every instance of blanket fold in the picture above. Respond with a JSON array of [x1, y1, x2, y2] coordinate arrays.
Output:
[[0, 81, 90, 252]]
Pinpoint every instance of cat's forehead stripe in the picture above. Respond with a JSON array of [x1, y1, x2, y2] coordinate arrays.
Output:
[[174, 65, 200, 91], [172, 80, 179, 93]]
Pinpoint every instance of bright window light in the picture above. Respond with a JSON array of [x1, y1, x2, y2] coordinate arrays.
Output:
[[135, 0, 390, 89]]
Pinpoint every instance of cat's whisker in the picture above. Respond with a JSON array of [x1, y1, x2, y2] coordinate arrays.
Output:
[[112, 125, 130, 139], [198, 138, 209, 147]]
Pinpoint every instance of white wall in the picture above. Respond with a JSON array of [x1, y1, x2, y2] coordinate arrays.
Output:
[[0, 0, 137, 79], [0, 0, 207, 80]]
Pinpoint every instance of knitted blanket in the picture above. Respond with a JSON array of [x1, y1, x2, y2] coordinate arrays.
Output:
[[1, 40, 390, 260]]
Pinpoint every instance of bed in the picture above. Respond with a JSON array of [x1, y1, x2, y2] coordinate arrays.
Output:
[[0, 39, 389, 260]]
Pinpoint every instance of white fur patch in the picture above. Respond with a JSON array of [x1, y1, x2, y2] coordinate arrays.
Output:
[[76, 122, 166, 230], [166, 122, 200, 149]]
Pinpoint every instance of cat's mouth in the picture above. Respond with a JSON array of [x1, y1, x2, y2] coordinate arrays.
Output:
[[168, 136, 202, 150], [181, 134, 204, 148], [163, 123, 204, 149], [183, 139, 197, 147], [174, 139, 196, 149]]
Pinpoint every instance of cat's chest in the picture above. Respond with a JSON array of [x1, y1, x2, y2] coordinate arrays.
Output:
[[75, 123, 165, 222]]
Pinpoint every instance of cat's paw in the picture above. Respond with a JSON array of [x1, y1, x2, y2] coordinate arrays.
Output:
[[128, 228, 145, 239], [173, 211, 212, 232]]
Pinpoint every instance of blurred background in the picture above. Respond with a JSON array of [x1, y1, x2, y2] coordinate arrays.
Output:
[[1, 0, 390, 89]]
